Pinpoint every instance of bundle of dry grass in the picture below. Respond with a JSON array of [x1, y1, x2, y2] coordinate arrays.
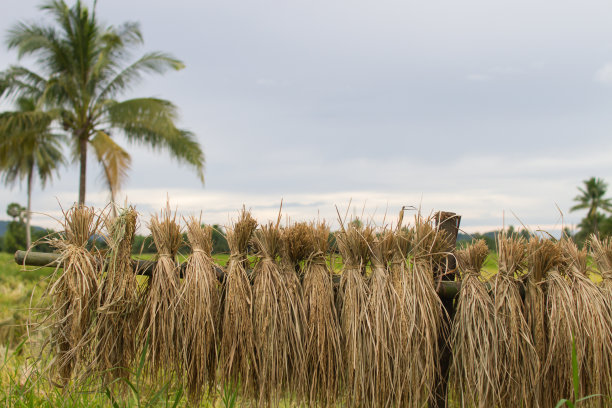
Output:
[[366, 230, 397, 408], [525, 236, 563, 407], [336, 220, 374, 407], [219, 209, 258, 395], [407, 216, 448, 406], [449, 239, 497, 408], [301, 221, 342, 406], [94, 207, 139, 386], [387, 223, 412, 406], [137, 207, 182, 379], [252, 219, 300, 405], [541, 240, 580, 407], [492, 233, 539, 407], [47, 205, 103, 384], [179, 218, 221, 403], [560, 240, 612, 404]]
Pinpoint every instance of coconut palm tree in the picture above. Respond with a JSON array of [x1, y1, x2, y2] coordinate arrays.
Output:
[[0, 96, 65, 248], [570, 177, 612, 236], [1, 0, 204, 205]]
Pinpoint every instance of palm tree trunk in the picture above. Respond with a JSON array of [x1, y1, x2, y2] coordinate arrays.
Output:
[[26, 164, 33, 249], [78, 133, 87, 205]]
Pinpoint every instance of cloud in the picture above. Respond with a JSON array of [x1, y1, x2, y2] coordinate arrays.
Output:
[[595, 63, 612, 85]]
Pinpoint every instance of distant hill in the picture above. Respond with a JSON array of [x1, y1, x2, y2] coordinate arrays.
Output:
[[0, 220, 46, 236]]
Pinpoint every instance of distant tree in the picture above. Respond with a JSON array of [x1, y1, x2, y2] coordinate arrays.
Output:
[[3, 203, 26, 252], [570, 177, 612, 236], [1, 0, 205, 206], [0, 95, 65, 248], [211, 224, 229, 254]]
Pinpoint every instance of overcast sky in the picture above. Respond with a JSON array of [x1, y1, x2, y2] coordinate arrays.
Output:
[[1, 0, 611, 233]]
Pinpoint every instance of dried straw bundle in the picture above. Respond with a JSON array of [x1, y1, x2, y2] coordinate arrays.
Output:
[[560, 240, 612, 404], [219, 209, 258, 394], [179, 219, 221, 403], [366, 230, 397, 408], [449, 239, 497, 408], [492, 233, 539, 407], [336, 221, 374, 407], [47, 205, 103, 383], [406, 217, 447, 407], [252, 221, 299, 405], [387, 226, 412, 406], [94, 207, 139, 386], [138, 207, 182, 379], [301, 221, 342, 406]]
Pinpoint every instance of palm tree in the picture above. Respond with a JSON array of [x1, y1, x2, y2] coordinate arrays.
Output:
[[1, 0, 204, 205], [0, 96, 65, 248], [570, 177, 612, 235]]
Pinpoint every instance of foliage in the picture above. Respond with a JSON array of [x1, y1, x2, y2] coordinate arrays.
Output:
[[0, 0, 205, 205], [571, 177, 612, 239]]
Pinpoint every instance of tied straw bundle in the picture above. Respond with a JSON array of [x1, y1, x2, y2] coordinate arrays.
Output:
[[251, 219, 299, 405], [138, 206, 182, 379], [492, 233, 539, 407], [336, 220, 374, 407], [219, 209, 258, 394], [47, 205, 103, 384], [560, 240, 612, 404], [541, 240, 580, 407], [406, 217, 448, 407], [94, 207, 139, 386], [301, 221, 342, 407], [590, 234, 612, 294], [449, 239, 497, 408], [387, 219, 413, 406], [179, 219, 220, 403], [366, 230, 397, 408], [525, 237, 562, 406]]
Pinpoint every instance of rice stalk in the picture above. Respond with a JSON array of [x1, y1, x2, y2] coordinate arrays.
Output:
[[590, 234, 612, 294], [560, 240, 612, 406], [407, 216, 448, 407], [302, 221, 342, 407], [366, 230, 397, 408], [449, 239, 497, 408], [179, 218, 221, 403], [46, 205, 103, 384], [94, 206, 139, 387], [251, 219, 297, 405], [336, 221, 374, 407], [137, 206, 182, 380], [492, 233, 539, 407], [219, 209, 258, 395]]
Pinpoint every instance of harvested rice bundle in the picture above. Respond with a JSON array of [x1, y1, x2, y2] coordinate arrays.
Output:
[[449, 239, 497, 408], [492, 233, 539, 407], [560, 240, 612, 404], [407, 216, 448, 406], [591, 234, 612, 294], [525, 236, 562, 401], [366, 230, 397, 408], [94, 207, 139, 386], [47, 205, 103, 383], [219, 209, 258, 394], [387, 224, 412, 407], [302, 221, 342, 406], [336, 221, 374, 407], [279, 222, 308, 392], [179, 218, 221, 403], [137, 207, 182, 379], [252, 220, 299, 405], [541, 242, 580, 407]]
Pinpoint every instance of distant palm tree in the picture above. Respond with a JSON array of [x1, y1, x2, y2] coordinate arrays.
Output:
[[1, 0, 204, 205], [570, 177, 612, 235], [0, 96, 65, 248]]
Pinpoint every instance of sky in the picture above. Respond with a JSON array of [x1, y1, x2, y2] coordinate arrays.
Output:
[[1, 0, 612, 233]]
